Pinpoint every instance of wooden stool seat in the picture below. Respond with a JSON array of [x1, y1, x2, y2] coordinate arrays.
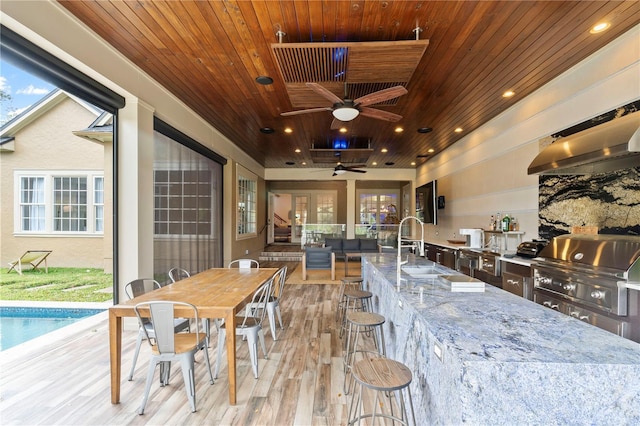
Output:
[[339, 289, 372, 338], [343, 312, 386, 394], [336, 277, 364, 323], [348, 357, 416, 426]]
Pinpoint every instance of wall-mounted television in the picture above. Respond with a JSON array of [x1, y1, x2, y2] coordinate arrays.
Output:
[[416, 180, 437, 224]]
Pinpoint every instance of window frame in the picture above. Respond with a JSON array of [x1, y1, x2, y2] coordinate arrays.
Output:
[[236, 166, 257, 240], [14, 170, 104, 235]]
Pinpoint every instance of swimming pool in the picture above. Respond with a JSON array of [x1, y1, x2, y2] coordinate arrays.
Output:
[[0, 306, 106, 351]]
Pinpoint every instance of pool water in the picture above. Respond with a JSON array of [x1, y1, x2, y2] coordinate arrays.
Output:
[[0, 307, 105, 351]]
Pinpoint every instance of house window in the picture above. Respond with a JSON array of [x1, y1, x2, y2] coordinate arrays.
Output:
[[237, 170, 257, 237], [15, 172, 103, 234], [53, 177, 87, 231], [154, 170, 212, 235], [358, 192, 399, 226], [20, 176, 45, 231], [94, 176, 104, 232], [316, 194, 335, 224]]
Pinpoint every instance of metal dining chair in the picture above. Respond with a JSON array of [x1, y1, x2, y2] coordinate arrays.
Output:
[[214, 276, 274, 379], [168, 267, 190, 283], [266, 266, 288, 340], [134, 300, 214, 414], [124, 278, 190, 381], [228, 259, 260, 269]]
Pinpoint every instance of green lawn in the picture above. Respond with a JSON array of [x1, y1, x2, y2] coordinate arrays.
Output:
[[0, 267, 113, 303]]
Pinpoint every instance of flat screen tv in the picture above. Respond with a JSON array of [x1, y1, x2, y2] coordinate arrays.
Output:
[[416, 180, 437, 224]]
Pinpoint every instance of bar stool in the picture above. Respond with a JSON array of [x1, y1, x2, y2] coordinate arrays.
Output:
[[337, 277, 364, 323], [347, 357, 416, 426], [339, 288, 372, 338], [343, 311, 386, 394]]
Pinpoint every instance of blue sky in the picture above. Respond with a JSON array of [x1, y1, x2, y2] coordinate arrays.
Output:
[[0, 59, 55, 125]]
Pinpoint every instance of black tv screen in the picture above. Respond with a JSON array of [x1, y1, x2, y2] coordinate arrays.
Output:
[[416, 180, 437, 224]]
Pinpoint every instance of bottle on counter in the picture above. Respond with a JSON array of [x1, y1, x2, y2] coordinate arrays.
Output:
[[496, 212, 501, 230], [489, 215, 495, 231], [511, 216, 518, 231], [502, 213, 511, 232]]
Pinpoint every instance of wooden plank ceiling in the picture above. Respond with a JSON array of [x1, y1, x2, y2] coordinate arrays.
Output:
[[59, 0, 639, 170]]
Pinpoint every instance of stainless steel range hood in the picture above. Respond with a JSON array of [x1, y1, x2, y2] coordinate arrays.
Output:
[[528, 111, 640, 175]]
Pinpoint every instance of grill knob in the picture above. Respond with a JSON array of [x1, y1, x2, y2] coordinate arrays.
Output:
[[563, 283, 575, 291], [590, 290, 606, 300], [536, 276, 552, 285], [570, 311, 591, 322]]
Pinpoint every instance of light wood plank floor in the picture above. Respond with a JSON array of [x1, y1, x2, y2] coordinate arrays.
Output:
[[0, 282, 388, 425]]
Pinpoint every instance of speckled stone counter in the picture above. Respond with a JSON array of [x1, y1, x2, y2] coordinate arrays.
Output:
[[362, 253, 640, 425]]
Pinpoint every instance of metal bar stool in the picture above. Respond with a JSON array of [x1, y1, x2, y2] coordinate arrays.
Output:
[[343, 311, 386, 394], [339, 288, 372, 338], [347, 357, 416, 426], [337, 277, 364, 323]]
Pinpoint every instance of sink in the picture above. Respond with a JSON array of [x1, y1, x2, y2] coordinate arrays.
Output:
[[401, 266, 444, 278]]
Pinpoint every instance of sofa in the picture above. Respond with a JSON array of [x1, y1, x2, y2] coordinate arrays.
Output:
[[323, 238, 380, 260]]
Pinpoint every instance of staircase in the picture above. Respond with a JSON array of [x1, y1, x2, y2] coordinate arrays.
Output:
[[259, 244, 303, 262]]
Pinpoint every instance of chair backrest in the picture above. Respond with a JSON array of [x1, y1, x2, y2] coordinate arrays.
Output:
[[134, 301, 200, 354], [304, 246, 333, 269], [125, 278, 161, 299], [272, 266, 288, 299], [228, 259, 260, 270], [168, 267, 191, 283], [240, 277, 273, 328]]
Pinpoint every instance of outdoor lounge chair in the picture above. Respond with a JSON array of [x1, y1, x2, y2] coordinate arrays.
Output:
[[7, 250, 52, 275]]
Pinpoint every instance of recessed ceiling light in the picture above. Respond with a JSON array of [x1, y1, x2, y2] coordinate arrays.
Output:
[[285, 161, 295, 165], [372, 162, 378, 166], [454, 127, 463, 133], [255, 76, 274, 85], [395, 127, 403, 133], [590, 22, 610, 34], [294, 148, 301, 153], [417, 127, 432, 133], [284, 127, 293, 134], [302, 162, 307, 165], [502, 90, 515, 98], [410, 161, 416, 166], [381, 148, 388, 153], [260, 127, 275, 134], [339, 127, 348, 133], [428, 148, 435, 153]]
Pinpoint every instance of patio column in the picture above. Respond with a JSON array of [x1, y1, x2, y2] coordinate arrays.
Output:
[[117, 99, 155, 302]]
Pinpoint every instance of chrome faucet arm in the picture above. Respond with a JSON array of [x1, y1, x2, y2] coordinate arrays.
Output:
[[397, 215, 425, 262]]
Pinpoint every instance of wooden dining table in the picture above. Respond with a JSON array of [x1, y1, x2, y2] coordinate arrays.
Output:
[[108, 267, 278, 405]]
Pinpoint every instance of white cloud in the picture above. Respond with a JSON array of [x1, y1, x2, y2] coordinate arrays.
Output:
[[16, 84, 49, 96], [6, 106, 29, 119], [0, 76, 9, 93]]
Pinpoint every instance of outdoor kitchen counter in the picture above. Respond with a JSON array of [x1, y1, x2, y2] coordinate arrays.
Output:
[[362, 253, 640, 425]]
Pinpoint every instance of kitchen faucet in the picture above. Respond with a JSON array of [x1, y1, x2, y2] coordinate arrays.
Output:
[[397, 215, 425, 267]]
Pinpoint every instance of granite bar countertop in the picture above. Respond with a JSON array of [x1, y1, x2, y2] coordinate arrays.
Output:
[[362, 253, 640, 425]]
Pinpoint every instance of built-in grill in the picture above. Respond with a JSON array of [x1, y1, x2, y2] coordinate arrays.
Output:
[[532, 234, 640, 343]]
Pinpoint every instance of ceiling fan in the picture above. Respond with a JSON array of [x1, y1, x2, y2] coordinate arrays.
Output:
[[281, 82, 407, 128], [332, 164, 367, 176]]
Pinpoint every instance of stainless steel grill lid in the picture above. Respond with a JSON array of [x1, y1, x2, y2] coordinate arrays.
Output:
[[537, 234, 640, 277]]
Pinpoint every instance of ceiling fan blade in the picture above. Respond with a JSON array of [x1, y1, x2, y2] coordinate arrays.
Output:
[[281, 107, 332, 116], [354, 85, 408, 107], [330, 118, 346, 130], [306, 82, 343, 105], [344, 164, 367, 169], [359, 107, 403, 122], [348, 169, 367, 173]]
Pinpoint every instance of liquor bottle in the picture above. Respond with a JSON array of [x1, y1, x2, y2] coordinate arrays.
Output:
[[496, 212, 501, 230], [502, 213, 511, 232], [489, 215, 495, 231], [511, 216, 518, 231]]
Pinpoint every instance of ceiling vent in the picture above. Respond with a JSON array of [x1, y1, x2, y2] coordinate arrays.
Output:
[[271, 40, 428, 108]]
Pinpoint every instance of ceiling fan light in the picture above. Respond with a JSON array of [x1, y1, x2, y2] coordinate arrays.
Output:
[[334, 169, 347, 175], [332, 107, 359, 121]]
